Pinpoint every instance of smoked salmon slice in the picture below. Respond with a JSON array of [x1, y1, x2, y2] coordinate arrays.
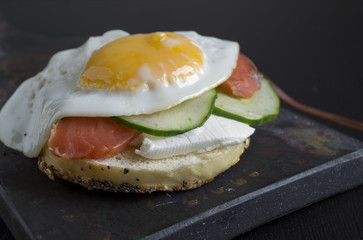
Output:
[[48, 117, 141, 160], [218, 53, 261, 98]]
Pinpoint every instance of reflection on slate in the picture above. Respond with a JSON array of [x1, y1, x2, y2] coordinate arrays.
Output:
[[0, 28, 363, 240]]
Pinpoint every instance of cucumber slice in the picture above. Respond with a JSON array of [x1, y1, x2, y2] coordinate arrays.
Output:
[[213, 78, 280, 125], [112, 89, 217, 136]]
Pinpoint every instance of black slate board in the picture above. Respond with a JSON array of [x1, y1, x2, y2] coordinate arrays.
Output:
[[0, 30, 363, 240]]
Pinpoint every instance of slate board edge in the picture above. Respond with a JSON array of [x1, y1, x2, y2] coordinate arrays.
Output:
[[146, 149, 363, 240], [0, 185, 35, 240], [0, 149, 362, 240]]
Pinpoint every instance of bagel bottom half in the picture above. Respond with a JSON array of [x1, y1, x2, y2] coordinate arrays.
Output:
[[38, 138, 250, 193]]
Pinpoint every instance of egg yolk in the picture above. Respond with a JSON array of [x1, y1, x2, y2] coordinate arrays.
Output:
[[79, 32, 204, 90]]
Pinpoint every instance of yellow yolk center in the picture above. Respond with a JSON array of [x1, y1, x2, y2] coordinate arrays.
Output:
[[79, 32, 204, 90]]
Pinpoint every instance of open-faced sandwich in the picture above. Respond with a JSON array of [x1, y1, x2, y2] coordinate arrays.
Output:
[[0, 30, 279, 193]]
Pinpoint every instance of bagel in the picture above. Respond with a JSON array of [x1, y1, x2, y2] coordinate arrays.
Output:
[[38, 139, 249, 193]]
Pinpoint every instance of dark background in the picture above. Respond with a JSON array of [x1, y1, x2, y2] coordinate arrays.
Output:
[[0, 0, 362, 239]]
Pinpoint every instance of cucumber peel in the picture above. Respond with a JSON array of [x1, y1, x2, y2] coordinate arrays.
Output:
[[112, 89, 217, 136], [213, 78, 280, 125]]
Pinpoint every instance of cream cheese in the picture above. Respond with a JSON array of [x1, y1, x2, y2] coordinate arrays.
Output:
[[135, 115, 254, 159]]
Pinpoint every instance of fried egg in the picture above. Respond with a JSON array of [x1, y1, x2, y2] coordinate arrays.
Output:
[[0, 30, 239, 157]]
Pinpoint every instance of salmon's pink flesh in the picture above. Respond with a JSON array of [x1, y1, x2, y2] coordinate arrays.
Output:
[[48, 117, 141, 160], [218, 53, 261, 98]]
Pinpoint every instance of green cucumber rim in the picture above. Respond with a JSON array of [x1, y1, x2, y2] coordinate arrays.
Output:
[[111, 90, 217, 136]]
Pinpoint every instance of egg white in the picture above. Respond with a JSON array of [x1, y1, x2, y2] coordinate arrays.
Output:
[[0, 30, 239, 157]]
